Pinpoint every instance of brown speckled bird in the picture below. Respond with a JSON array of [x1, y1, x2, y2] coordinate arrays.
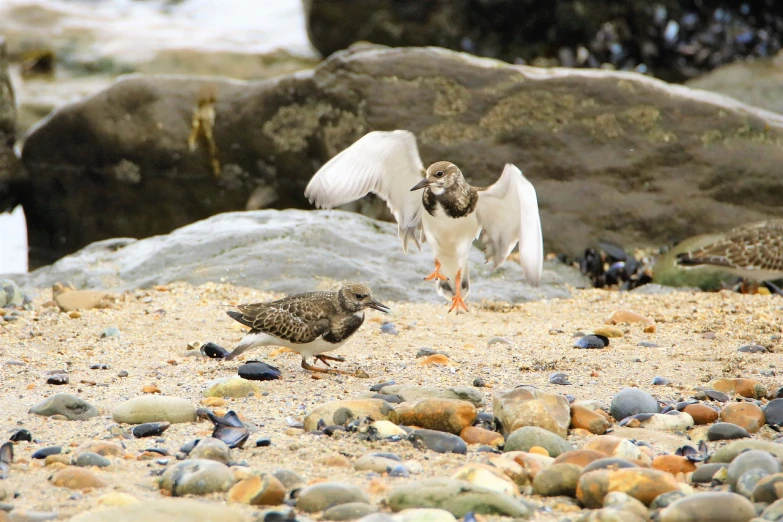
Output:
[[224, 283, 389, 374]]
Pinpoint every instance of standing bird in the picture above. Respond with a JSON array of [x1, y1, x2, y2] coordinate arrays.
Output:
[[224, 283, 389, 374], [304, 130, 543, 313]]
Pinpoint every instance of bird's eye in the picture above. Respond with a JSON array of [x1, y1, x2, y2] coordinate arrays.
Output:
[[435, 171, 444, 178], [354, 293, 364, 299]]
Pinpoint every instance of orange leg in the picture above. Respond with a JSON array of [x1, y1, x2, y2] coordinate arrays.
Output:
[[448, 269, 469, 313], [424, 258, 449, 281]]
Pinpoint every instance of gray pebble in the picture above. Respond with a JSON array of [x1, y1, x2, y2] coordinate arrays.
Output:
[[610, 388, 659, 421], [75, 452, 111, 468], [28, 394, 98, 421], [728, 450, 781, 490], [504, 426, 573, 457], [408, 429, 467, 455], [708, 422, 751, 441], [322, 502, 378, 521], [296, 482, 370, 513], [100, 327, 121, 338]]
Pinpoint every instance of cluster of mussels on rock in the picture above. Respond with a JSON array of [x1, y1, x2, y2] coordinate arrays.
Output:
[[558, 241, 654, 291]]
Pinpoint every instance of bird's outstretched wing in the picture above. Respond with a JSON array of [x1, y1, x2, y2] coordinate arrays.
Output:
[[475, 164, 543, 286], [305, 130, 425, 253]]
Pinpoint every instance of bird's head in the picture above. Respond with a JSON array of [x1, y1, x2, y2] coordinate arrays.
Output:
[[338, 283, 390, 314], [410, 161, 463, 195]]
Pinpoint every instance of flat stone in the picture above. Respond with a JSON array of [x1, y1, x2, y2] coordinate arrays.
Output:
[[532, 463, 582, 497], [387, 478, 533, 518], [112, 396, 197, 424], [158, 459, 234, 496], [408, 429, 467, 454], [708, 378, 767, 399], [323, 502, 378, 521], [54, 290, 113, 312], [390, 398, 476, 435], [304, 400, 393, 432], [272, 469, 304, 489], [577, 468, 679, 508], [29, 394, 98, 421], [204, 376, 262, 398], [504, 426, 573, 457], [727, 450, 781, 490], [227, 473, 286, 506], [635, 411, 694, 431], [49, 468, 107, 490], [720, 402, 765, 433], [379, 385, 485, 408], [354, 455, 404, 474], [659, 491, 756, 522], [74, 441, 125, 458], [553, 450, 607, 468], [708, 422, 751, 441], [582, 435, 648, 464], [692, 463, 728, 483], [296, 482, 370, 513], [493, 386, 571, 438], [391, 509, 457, 522], [610, 388, 659, 421], [68, 498, 250, 522], [75, 452, 111, 468], [187, 437, 231, 464], [451, 464, 520, 496], [735, 468, 769, 499], [710, 440, 783, 463]]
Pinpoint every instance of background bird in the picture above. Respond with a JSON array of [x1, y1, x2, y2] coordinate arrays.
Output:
[[304, 130, 543, 313], [224, 283, 389, 374]]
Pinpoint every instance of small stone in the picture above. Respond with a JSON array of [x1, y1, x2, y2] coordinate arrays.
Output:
[[0, 279, 26, 307], [738, 344, 767, 353], [408, 429, 467, 454], [451, 463, 520, 496], [605, 310, 653, 325], [553, 450, 607, 468], [711, 440, 783, 463], [50, 468, 107, 490], [650, 490, 688, 509], [493, 386, 571, 438], [112, 396, 197, 424], [487, 337, 512, 347], [570, 404, 611, 435], [100, 327, 121, 338], [97, 492, 139, 507], [549, 372, 571, 385], [304, 400, 393, 432], [472, 377, 485, 387], [227, 473, 286, 506], [418, 354, 453, 366], [131, 422, 170, 438], [379, 385, 484, 407], [158, 459, 234, 496], [652, 455, 697, 475], [577, 468, 679, 508], [32, 447, 62, 460], [10, 429, 32, 442], [603, 491, 650, 520], [610, 388, 659, 421], [390, 398, 477, 435], [708, 378, 767, 399], [708, 422, 751, 441], [75, 452, 111, 468], [55, 290, 113, 312], [392, 509, 456, 522], [380, 323, 398, 335], [720, 402, 765, 433], [296, 482, 370, 513], [652, 376, 669, 385], [762, 498, 783, 521], [691, 463, 728, 483], [323, 502, 378, 521], [204, 375, 262, 397], [29, 394, 98, 421], [237, 361, 282, 381], [255, 437, 271, 447], [316, 454, 353, 468], [683, 403, 720, 425], [369, 420, 408, 439], [752, 473, 783, 503], [574, 334, 609, 349], [633, 411, 694, 431], [533, 463, 582, 497], [459, 426, 504, 448], [504, 426, 573, 457], [727, 450, 781, 490], [272, 469, 304, 489], [593, 326, 623, 338], [764, 398, 783, 426], [74, 441, 125, 458], [735, 468, 769, 499], [388, 478, 532, 517], [354, 454, 403, 474], [188, 437, 232, 465], [68, 498, 247, 522], [659, 491, 755, 522]]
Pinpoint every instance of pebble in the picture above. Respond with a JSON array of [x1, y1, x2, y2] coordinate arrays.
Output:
[[188, 437, 232, 465], [372, 393, 402, 404], [652, 376, 669, 385], [255, 437, 271, 447], [650, 490, 688, 509], [296, 482, 370, 513], [387, 478, 533, 517], [752, 473, 783, 503], [354, 454, 404, 474], [55, 290, 114, 312], [158, 459, 234, 496], [691, 463, 728, 483], [100, 327, 121, 338], [602, 491, 649, 520], [604, 310, 653, 325], [549, 372, 571, 385], [584, 436, 648, 465], [96, 492, 139, 506], [131, 422, 170, 438], [451, 463, 519, 496], [737, 344, 767, 353], [727, 450, 781, 490], [708, 378, 767, 399], [380, 323, 398, 335], [226, 473, 286, 505], [237, 361, 281, 381], [29, 394, 98, 421], [578, 508, 646, 522], [75, 441, 125, 458], [712, 440, 783, 463], [659, 491, 755, 522], [304, 400, 394, 432], [315, 454, 352, 468], [574, 334, 609, 349], [408, 429, 467, 454], [504, 426, 573, 457], [378, 385, 484, 408], [634, 411, 694, 431], [112, 396, 197, 424], [369, 420, 408, 439], [682, 403, 720, 425], [32, 447, 62, 459], [390, 398, 476, 435], [323, 502, 378, 521], [720, 402, 765, 433], [68, 498, 247, 522], [472, 378, 485, 388], [370, 381, 395, 392], [493, 386, 571, 437], [10, 429, 32, 442], [764, 398, 783, 426], [707, 422, 750, 441], [652, 455, 697, 475], [532, 463, 581, 497], [0, 280, 26, 307], [735, 468, 769, 499], [459, 426, 504, 448], [577, 468, 678, 508], [204, 375, 262, 397], [75, 452, 111, 468], [610, 388, 659, 421], [46, 374, 69, 385], [487, 337, 512, 347], [200, 342, 229, 359], [272, 468, 304, 489], [762, 498, 783, 521], [553, 450, 607, 468], [49, 468, 107, 490], [570, 405, 611, 435]]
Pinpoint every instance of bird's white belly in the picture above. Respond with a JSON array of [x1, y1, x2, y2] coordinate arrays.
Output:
[[244, 332, 346, 359], [422, 206, 481, 260]]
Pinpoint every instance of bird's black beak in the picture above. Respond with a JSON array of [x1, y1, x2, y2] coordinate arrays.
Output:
[[410, 179, 430, 191], [368, 300, 390, 313]]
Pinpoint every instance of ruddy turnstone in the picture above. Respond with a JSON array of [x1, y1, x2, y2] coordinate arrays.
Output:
[[675, 220, 783, 284], [223, 283, 389, 374], [304, 130, 543, 313]]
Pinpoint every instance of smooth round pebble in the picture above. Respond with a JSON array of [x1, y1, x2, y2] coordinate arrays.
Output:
[[610, 388, 659, 421], [532, 463, 581, 497], [158, 459, 233, 496], [692, 463, 728, 483], [296, 482, 370, 513], [659, 491, 756, 522], [574, 334, 609, 349], [112, 396, 197, 424], [75, 452, 111, 468], [504, 426, 573, 457], [237, 361, 282, 381], [728, 450, 781, 490], [408, 429, 467, 455], [32, 446, 62, 459], [708, 422, 751, 441], [763, 398, 783, 426], [29, 394, 99, 421], [323, 502, 378, 521]]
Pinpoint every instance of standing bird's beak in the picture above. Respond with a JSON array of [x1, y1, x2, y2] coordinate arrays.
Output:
[[410, 179, 431, 191], [368, 300, 390, 313]]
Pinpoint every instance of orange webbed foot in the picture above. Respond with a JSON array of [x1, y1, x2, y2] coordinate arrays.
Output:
[[447, 269, 469, 314]]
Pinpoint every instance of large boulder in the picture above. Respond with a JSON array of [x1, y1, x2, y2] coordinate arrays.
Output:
[[14, 209, 582, 303], [0, 36, 22, 211], [19, 45, 783, 266]]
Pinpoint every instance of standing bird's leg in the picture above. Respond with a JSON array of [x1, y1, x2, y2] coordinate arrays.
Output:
[[301, 357, 351, 374], [424, 258, 449, 281], [448, 269, 469, 314]]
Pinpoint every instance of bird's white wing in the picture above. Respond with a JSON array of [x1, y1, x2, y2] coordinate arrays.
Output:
[[475, 164, 543, 286], [305, 130, 425, 253]]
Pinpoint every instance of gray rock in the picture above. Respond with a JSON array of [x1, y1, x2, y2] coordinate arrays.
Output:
[[752, 473, 783, 504], [0, 280, 26, 307], [708, 422, 751, 441], [28, 393, 98, 421], [762, 497, 783, 520], [112, 396, 197, 424], [296, 483, 370, 513], [692, 463, 728, 484], [323, 502, 379, 521], [602, 492, 649, 520], [609, 388, 659, 421], [650, 490, 688, 509], [158, 459, 234, 496], [711, 441, 783, 463], [74, 452, 111, 468], [392, 509, 457, 522], [659, 492, 756, 522], [187, 437, 231, 465], [407, 429, 467, 455], [532, 463, 581, 497], [504, 426, 573, 457], [379, 385, 485, 407], [728, 451, 781, 490], [763, 399, 783, 426], [388, 478, 533, 518], [736, 468, 771, 499], [272, 469, 305, 490], [100, 327, 121, 338], [68, 498, 249, 522]]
